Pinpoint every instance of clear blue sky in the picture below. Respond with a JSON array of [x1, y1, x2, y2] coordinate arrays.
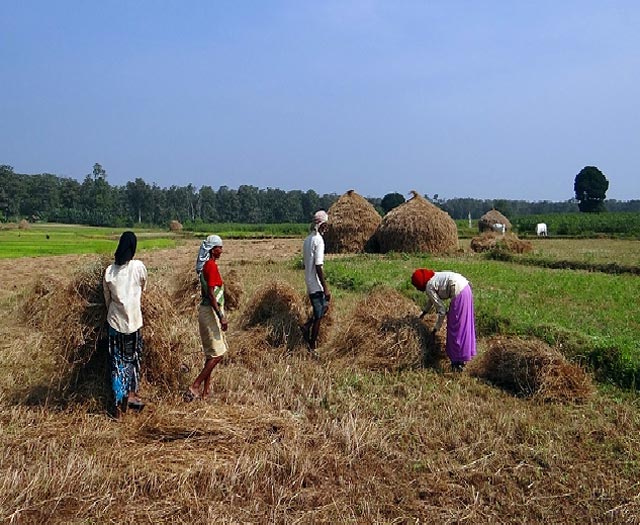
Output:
[[1, 1, 638, 201]]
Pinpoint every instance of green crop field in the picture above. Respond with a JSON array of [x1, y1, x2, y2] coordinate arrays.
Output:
[[0, 224, 178, 258]]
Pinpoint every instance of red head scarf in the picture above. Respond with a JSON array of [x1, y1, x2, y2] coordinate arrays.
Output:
[[411, 269, 435, 291]]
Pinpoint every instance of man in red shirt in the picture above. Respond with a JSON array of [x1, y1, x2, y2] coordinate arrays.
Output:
[[185, 235, 228, 401]]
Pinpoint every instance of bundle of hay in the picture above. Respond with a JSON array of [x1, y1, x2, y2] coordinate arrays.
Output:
[[173, 266, 243, 314], [470, 232, 533, 254], [169, 220, 183, 232], [324, 189, 381, 253], [375, 191, 458, 254], [329, 287, 444, 370], [19, 258, 195, 403], [18, 219, 30, 230], [478, 209, 511, 232], [467, 337, 594, 402], [240, 281, 307, 351]]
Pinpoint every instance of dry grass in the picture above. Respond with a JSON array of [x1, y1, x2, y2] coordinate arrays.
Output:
[[471, 231, 534, 254], [375, 191, 458, 254], [2, 242, 640, 524], [478, 209, 512, 232]]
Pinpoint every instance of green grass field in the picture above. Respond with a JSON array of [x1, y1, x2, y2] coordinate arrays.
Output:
[[0, 224, 178, 258]]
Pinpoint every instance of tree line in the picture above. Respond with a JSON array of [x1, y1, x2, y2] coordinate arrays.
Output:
[[1, 164, 638, 227]]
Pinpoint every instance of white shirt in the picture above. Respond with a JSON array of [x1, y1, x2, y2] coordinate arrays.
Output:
[[103, 259, 147, 334], [423, 271, 469, 331], [302, 230, 325, 294]]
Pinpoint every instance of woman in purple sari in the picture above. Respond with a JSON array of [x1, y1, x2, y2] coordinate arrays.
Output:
[[411, 268, 476, 371]]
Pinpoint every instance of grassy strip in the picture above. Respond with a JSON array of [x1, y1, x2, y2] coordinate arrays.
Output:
[[326, 253, 640, 388], [184, 222, 308, 238]]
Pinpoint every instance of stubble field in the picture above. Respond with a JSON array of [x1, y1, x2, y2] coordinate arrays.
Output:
[[1, 236, 640, 524]]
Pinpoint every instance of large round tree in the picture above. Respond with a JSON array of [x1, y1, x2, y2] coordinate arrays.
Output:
[[574, 166, 609, 212]]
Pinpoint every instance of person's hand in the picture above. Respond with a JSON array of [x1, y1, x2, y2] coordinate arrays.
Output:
[[324, 292, 331, 302], [220, 316, 228, 332]]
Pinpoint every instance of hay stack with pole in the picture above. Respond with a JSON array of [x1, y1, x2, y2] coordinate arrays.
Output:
[[374, 191, 458, 254], [467, 337, 594, 402], [329, 287, 445, 370], [323, 189, 381, 253], [478, 209, 512, 233]]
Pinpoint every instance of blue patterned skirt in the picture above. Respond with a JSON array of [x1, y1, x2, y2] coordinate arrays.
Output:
[[108, 326, 143, 406]]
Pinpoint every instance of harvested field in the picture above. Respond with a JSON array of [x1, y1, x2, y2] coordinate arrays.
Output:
[[2, 238, 640, 523]]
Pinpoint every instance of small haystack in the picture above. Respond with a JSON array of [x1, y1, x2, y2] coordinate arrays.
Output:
[[478, 209, 512, 233], [19, 258, 196, 404], [374, 191, 458, 254], [169, 220, 183, 232], [173, 267, 243, 314], [470, 232, 533, 254], [240, 281, 307, 351], [18, 219, 30, 230], [329, 287, 444, 370], [467, 337, 594, 402], [324, 189, 381, 253]]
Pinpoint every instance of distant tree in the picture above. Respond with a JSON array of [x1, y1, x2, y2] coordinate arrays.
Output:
[[126, 178, 153, 223], [381, 192, 405, 214], [574, 166, 609, 213]]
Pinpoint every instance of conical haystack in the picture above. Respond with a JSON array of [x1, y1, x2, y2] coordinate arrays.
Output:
[[478, 209, 511, 232], [324, 189, 382, 253], [375, 191, 458, 253]]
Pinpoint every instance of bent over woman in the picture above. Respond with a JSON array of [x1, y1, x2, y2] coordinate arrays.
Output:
[[411, 268, 476, 371], [103, 231, 147, 414]]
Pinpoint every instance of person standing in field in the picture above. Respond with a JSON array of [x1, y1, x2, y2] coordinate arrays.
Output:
[[185, 234, 228, 401], [411, 268, 476, 371], [103, 231, 148, 415], [302, 210, 331, 353]]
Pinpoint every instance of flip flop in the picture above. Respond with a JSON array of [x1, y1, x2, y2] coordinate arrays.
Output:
[[127, 399, 145, 411], [183, 389, 201, 402]]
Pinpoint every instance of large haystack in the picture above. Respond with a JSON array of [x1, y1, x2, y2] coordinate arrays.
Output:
[[374, 191, 458, 254], [478, 209, 512, 232], [329, 287, 444, 370], [467, 337, 594, 402], [324, 189, 381, 253], [470, 232, 533, 254]]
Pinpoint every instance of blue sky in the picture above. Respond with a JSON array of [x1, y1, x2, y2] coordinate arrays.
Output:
[[1, 1, 638, 201]]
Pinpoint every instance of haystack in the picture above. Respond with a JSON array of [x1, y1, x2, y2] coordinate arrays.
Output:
[[478, 209, 512, 232], [324, 189, 381, 253], [329, 287, 444, 370], [169, 220, 183, 232], [19, 258, 195, 403], [374, 191, 458, 254], [173, 266, 243, 314], [467, 337, 594, 402], [470, 232, 533, 254], [240, 281, 307, 351], [18, 219, 30, 230]]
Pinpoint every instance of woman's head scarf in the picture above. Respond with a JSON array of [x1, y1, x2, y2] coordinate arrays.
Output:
[[411, 268, 435, 291], [195, 234, 223, 273], [114, 231, 137, 265]]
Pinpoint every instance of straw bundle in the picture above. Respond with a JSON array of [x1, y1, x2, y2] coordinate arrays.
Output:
[[169, 220, 183, 232], [375, 191, 458, 254], [467, 337, 594, 402], [240, 281, 307, 351], [330, 287, 442, 370], [470, 232, 533, 254], [19, 258, 195, 403], [324, 189, 381, 253], [173, 267, 242, 314], [478, 209, 511, 232], [18, 219, 30, 229]]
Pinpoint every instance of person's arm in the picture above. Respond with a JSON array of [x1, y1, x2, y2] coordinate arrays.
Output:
[[139, 262, 147, 292], [315, 264, 330, 301], [208, 285, 228, 331], [103, 273, 111, 309], [426, 284, 447, 332]]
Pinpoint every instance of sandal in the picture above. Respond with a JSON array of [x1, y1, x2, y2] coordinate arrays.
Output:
[[183, 389, 201, 402], [127, 398, 146, 411]]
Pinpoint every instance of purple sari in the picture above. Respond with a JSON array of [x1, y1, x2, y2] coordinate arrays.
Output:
[[445, 284, 476, 363]]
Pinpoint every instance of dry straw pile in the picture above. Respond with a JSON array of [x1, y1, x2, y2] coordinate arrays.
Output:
[[330, 287, 444, 370], [375, 191, 458, 254], [324, 189, 381, 253], [478, 209, 512, 232], [470, 232, 533, 254], [169, 220, 183, 232], [19, 258, 196, 404], [467, 337, 594, 402]]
